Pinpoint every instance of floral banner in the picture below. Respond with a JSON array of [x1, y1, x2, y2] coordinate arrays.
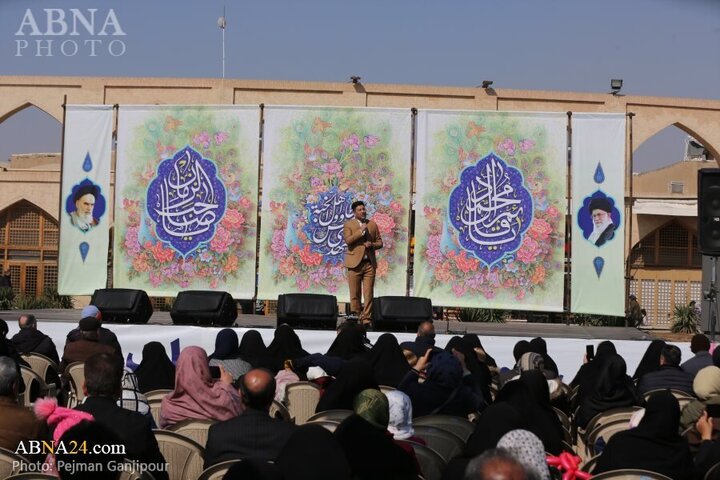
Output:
[[414, 110, 567, 311], [115, 106, 260, 297], [258, 106, 412, 301], [571, 114, 626, 316]]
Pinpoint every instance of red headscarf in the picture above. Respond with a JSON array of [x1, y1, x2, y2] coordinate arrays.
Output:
[[159, 346, 243, 428]]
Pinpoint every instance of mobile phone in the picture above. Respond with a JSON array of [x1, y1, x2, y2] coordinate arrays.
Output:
[[586, 344, 595, 361], [707, 404, 720, 418], [209, 366, 221, 379]]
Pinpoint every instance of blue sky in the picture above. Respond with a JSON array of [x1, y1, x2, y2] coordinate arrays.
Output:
[[0, 0, 718, 170]]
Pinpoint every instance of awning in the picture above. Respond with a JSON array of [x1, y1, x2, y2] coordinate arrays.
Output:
[[633, 199, 696, 217]]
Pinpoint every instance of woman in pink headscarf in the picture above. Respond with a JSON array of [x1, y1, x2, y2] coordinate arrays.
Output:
[[159, 346, 243, 428]]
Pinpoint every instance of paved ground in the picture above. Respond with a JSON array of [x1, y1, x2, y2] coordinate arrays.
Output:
[[0, 309, 656, 341]]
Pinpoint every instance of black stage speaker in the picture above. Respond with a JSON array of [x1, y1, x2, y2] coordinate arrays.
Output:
[[277, 293, 338, 329], [90, 289, 153, 324], [372, 296, 433, 332], [170, 291, 237, 326], [699, 169, 720, 255]]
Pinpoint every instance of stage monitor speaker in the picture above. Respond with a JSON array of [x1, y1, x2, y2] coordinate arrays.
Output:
[[170, 290, 237, 326], [90, 288, 153, 324], [372, 296, 433, 332], [277, 293, 338, 329], [699, 169, 720, 255]]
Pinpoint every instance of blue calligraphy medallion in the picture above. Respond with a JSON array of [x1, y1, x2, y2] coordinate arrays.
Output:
[[146, 146, 226, 257], [449, 152, 533, 267], [303, 187, 355, 264]]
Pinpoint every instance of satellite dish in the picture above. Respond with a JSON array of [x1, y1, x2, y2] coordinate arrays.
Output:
[[685, 136, 708, 160], [217, 16, 226, 29]]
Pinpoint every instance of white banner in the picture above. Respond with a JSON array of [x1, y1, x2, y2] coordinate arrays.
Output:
[[58, 105, 114, 295], [571, 113, 626, 316]]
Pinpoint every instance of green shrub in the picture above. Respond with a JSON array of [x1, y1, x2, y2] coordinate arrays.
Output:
[[459, 308, 506, 323], [671, 304, 699, 333], [0, 287, 13, 310]]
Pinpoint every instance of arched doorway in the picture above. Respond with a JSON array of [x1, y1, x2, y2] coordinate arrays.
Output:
[[0, 201, 59, 296]]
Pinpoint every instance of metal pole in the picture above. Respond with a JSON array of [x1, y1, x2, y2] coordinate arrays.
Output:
[[711, 256, 718, 342], [625, 113, 635, 327]]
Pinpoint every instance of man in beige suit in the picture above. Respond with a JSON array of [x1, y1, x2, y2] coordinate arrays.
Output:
[[344, 201, 383, 325]]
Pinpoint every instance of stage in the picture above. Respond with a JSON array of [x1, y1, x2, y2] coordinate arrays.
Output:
[[0, 309, 676, 381]]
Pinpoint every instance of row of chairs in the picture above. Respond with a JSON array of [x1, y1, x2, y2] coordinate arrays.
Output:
[[17, 353, 86, 408]]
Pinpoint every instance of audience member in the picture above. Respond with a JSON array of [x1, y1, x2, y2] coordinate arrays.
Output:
[[221, 459, 282, 480], [464, 448, 529, 480], [277, 424, 352, 480], [446, 336, 493, 405], [209, 328, 252, 381], [398, 350, 479, 418], [694, 410, 720, 477], [74, 353, 168, 479], [637, 344, 694, 396], [240, 329, 277, 371], [386, 390, 425, 445], [442, 403, 526, 480], [326, 323, 369, 360], [334, 413, 417, 480], [682, 334, 713, 377], [632, 339, 666, 381], [59, 317, 116, 372], [529, 337, 559, 376], [204, 368, 297, 468], [463, 333, 498, 368], [134, 341, 175, 393], [594, 390, 696, 479], [575, 353, 642, 429], [55, 420, 125, 480], [159, 346, 243, 428], [66, 305, 123, 359], [570, 340, 617, 406], [681, 365, 720, 431], [0, 356, 47, 451], [118, 368, 153, 424], [11, 314, 59, 364], [33, 397, 95, 474], [265, 324, 309, 372], [499, 340, 532, 386], [497, 429, 551, 480], [315, 357, 377, 412], [366, 333, 410, 387]]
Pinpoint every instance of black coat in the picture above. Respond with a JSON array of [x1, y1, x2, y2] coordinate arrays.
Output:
[[204, 409, 298, 469], [75, 396, 168, 480], [11, 328, 59, 365]]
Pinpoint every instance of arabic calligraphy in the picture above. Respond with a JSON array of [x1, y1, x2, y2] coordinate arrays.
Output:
[[449, 153, 533, 267], [303, 187, 355, 264], [147, 146, 226, 256]]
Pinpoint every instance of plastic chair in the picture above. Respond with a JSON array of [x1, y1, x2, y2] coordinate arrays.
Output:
[[20, 353, 59, 385], [582, 455, 601, 474], [413, 414, 475, 442], [643, 389, 695, 409], [553, 406, 571, 432], [166, 418, 216, 448], [585, 419, 632, 457], [20, 366, 55, 406], [0, 448, 31, 479], [307, 420, 340, 432], [269, 400, 292, 422], [198, 460, 242, 480], [590, 469, 672, 479], [64, 361, 86, 408], [584, 406, 642, 442], [705, 462, 720, 480], [6, 474, 58, 480], [412, 425, 464, 462], [117, 460, 157, 480], [379, 385, 396, 395], [410, 442, 446, 480], [144, 390, 172, 428], [153, 430, 205, 480], [285, 382, 321, 425], [306, 409, 353, 424]]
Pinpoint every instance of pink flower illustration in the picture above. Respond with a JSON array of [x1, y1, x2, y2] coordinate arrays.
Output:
[[271, 230, 288, 257], [373, 212, 396, 235], [452, 251, 480, 273], [192, 131, 211, 149], [531, 264, 546, 285], [390, 201, 403, 213], [222, 210, 246, 230], [452, 283, 467, 297], [376, 259, 389, 278], [321, 158, 342, 175], [434, 261, 454, 282], [342, 134, 360, 151], [239, 197, 252, 210], [528, 218, 552, 241], [279, 256, 298, 276], [546, 205, 560, 218], [498, 138, 516, 156], [519, 139, 535, 153], [364, 135, 380, 148], [214, 131, 229, 145], [516, 237, 540, 264], [296, 275, 310, 291], [210, 226, 232, 253], [133, 255, 150, 273], [297, 245, 323, 267]]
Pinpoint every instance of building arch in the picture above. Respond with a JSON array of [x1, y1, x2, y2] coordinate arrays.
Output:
[[0, 100, 62, 125], [632, 111, 720, 163], [0, 200, 60, 296]]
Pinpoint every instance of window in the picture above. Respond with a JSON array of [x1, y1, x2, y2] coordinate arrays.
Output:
[[630, 221, 700, 268], [670, 182, 684, 194]]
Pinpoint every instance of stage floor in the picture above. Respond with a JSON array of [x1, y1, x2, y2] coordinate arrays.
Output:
[[0, 309, 654, 341]]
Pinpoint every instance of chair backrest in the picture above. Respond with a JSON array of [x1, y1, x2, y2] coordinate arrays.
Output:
[[0, 448, 31, 479], [413, 425, 464, 463], [553, 406, 571, 432], [144, 389, 171, 427], [306, 420, 339, 432], [6, 474, 59, 480], [705, 461, 720, 480], [582, 455, 601, 474], [643, 389, 696, 405], [20, 353, 59, 383], [413, 414, 475, 443], [19, 366, 48, 406], [306, 409, 353, 424], [166, 418, 216, 448], [585, 419, 632, 457], [269, 400, 292, 422], [410, 442, 446, 480], [153, 430, 205, 480], [590, 469, 673, 479], [144, 389, 173, 402], [117, 460, 157, 480], [65, 361, 86, 407], [584, 406, 642, 441], [198, 460, 243, 480], [285, 382, 321, 425], [379, 385, 396, 395]]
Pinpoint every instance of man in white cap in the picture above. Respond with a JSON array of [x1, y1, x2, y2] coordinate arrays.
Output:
[[65, 305, 122, 361]]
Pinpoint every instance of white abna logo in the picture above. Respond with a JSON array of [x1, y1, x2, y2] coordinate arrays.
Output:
[[15, 9, 127, 57]]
